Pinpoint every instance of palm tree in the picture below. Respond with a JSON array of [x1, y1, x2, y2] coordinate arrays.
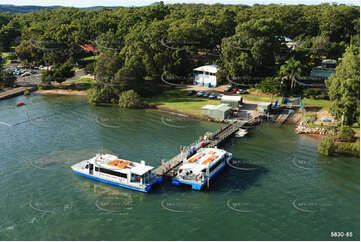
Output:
[[280, 57, 302, 89]]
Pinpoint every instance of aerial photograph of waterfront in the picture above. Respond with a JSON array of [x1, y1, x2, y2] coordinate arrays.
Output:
[[0, 0, 359, 241]]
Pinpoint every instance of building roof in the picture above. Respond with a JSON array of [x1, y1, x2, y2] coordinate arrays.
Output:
[[257, 102, 271, 107], [221, 95, 242, 102], [322, 59, 337, 64], [201, 104, 217, 110], [310, 67, 335, 78], [80, 44, 98, 52], [193, 64, 220, 73], [214, 104, 232, 112]]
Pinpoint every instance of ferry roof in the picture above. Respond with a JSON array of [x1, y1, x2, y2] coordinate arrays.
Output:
[[180, 148, 227, 172], [130, 165, 154, 176], [93, 154, 153, 176]]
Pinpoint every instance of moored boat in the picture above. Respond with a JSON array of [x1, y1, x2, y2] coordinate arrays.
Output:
[[71, 153, 163, 192], [235, 128, 248, 138], [172, 147, 232, 190]]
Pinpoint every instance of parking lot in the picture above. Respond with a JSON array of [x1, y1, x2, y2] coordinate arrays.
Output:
[[184, 86, 258, 120], [6, 64, 44, 86]]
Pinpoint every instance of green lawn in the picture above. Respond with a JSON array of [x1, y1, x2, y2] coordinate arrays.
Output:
[[243, 94, 282, 103], [302, 98, 331, 109], [81, 56, 98, 61], [143, 89, 221, 116], [63, 78, 96, 85], [144, 88, 332, 116]]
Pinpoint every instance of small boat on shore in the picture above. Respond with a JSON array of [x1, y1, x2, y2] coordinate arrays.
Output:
[[172, 147, 232, 190], [71, 154, 163, 192], [235, 128, 248, 138]]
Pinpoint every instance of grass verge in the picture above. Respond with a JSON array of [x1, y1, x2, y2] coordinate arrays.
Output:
[[143, 88, 221, 116]]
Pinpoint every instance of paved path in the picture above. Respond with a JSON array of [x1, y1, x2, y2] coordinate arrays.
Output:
[[0, 87, 35, 100]]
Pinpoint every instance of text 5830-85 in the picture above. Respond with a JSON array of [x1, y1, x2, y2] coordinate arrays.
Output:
[[330, 232, 352, 237]]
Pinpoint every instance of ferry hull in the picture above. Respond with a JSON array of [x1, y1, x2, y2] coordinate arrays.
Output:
[[172, 162, 226, 191], [73, 170, 162, 193]]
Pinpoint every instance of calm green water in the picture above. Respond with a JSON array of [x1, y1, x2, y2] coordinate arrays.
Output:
[[0, 94, 359, 241]]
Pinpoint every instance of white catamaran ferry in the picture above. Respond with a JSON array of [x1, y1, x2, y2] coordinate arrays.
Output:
[[172, 147, 232, 190], [71, 154, 163, 192]]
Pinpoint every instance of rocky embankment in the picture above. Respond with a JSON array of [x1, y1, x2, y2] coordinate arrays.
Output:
[[295, 121, 328, 135]]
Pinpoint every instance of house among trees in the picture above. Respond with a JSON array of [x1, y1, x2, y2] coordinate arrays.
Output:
[[193, 64, 219, 87], [310, 59, 337, 79], [80, 44, 98, 53]]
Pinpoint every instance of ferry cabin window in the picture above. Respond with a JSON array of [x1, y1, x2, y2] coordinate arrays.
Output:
[[131, 174, 141, 182], [208, 156, 225, 173], [94, 167, 127, 178]]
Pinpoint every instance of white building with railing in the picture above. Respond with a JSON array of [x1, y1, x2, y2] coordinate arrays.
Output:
[[193, 64, 219, 87]]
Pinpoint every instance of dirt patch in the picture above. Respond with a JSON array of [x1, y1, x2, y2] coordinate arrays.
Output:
[[314, 109, 333, 125], [36, 89, 87, 96]]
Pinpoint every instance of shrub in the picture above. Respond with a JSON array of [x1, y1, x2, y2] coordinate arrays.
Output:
[[24, 90, 30, 95], [85, 62, 96, 75], [256, 77, 281, 94], [337, 126, 355, 142], [303, 88, 329, 99], [336, 140, 360, 156], [318, 138, 336, 156], [215, 69, 227, 85], [118, 90, 142, 108], [8, 54, 17, 60], [41, 63, 75, 83], [0, 69, 16, 89]]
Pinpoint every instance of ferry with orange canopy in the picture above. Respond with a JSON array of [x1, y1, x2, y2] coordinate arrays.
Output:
[[172, 148, 232, 190], [71, 153, 163, 192]]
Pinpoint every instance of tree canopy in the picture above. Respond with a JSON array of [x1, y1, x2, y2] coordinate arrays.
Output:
[[326, 45, 360, 125], [0, 3, 358, 104]]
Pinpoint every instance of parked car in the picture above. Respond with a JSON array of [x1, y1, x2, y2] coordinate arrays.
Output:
[[224, 86, 233, 92], [208, 93, 217, 99], [196, 91, 205, 97], [20, 72, 31, 77], [236, 89, 248, 94], [232, 88, 239, 93], [216, 94, 224, 100], [202, 92, 210, 97], [320, 117, 333, 122], [186, 90, 196, 96]]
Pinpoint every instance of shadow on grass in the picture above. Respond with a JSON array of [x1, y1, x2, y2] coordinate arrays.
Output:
[[144, 89, 218, 106], [305, 106, 323, 112]]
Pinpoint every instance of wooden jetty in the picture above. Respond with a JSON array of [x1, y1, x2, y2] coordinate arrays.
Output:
[[0, 86, 36, 100], [154, 116, 260, 177], [274, 109, 295, 124]]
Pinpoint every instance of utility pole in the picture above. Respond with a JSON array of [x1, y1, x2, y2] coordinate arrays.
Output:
[[341, 112, 345, 126]]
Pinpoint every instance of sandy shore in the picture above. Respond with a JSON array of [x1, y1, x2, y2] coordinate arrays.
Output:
[[36, 89, 87, 96]]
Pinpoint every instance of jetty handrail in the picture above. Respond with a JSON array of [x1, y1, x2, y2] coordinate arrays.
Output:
[[155, 114, 261, 176]]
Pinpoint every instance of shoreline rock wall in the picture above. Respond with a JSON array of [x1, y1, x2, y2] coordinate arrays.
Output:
[[295, 121, 329, 135]]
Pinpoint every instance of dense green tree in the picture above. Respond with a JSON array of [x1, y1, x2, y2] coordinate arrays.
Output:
[[221, 17, 285, 85], [279, 57, 302, 89], [326, 45, 360, 125], [0, 3, 357, 106], [0, 63, 16, 89]]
